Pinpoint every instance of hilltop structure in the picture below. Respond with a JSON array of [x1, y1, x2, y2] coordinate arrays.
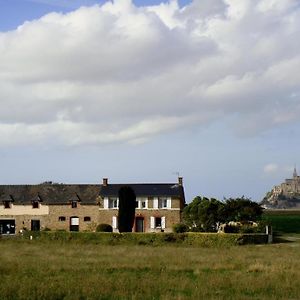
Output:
[[0, 178, 185, 234], [261, 168, 300, 209]]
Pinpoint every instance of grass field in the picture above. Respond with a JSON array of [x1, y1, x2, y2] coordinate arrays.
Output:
[[263, 210, 300, 234], [0, 238, 300, 300]]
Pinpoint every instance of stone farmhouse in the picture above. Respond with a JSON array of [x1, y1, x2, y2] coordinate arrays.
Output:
[[0, 178, 185, 234]]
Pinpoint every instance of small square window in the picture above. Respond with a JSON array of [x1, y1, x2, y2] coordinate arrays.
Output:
[[84, 216, 91, 222], [135, 201, 139, 208], [32, 201, 39, 209], [3, 201, 11, 209], [71, 201, 77, 208], [141, 201, 146, 208], [58, 216, 66, 222]]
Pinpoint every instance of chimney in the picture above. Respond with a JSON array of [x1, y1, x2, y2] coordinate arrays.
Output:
[[102, 178, 108, 186], [178, 177, 183, 186]]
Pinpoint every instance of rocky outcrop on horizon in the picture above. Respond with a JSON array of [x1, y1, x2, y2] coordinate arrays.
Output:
[[261, 168, 300, 209]]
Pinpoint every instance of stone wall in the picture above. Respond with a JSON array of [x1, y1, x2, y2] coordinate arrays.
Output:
[[47, 204, 100, 231], [1, 200, 183, 233], [99, 208, 181, 233], [0, 214, 49, 233]]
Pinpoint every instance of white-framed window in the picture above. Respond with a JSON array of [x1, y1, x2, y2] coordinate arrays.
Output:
[[136, 198, 148, 209], [158, 197, 171, 209], [150, 216, 166, 229], [155, 217, 162, 228], [141, 199, 147, 208], [109, 197, 118, 209]]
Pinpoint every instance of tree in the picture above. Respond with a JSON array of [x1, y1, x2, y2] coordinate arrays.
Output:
[[183, 196, 263, 232], [222, 197, 263, 222], [118, 186, 136, 232], [183, 196, 224, 232]]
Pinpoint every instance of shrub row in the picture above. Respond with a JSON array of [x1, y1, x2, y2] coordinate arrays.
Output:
[[20, 231, 268, 246]]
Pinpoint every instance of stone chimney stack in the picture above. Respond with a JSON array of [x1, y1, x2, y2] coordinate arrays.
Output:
[[102, 178, 108, 186], [178, 177, 183, 186]]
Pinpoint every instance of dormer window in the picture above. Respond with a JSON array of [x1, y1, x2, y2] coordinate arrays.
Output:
[[71, 201, 78, 208], [32, 201, 39, 209], [3, 201, 11, 209]]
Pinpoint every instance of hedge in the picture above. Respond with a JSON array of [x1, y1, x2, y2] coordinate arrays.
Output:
[[19, 231, 269, 246]]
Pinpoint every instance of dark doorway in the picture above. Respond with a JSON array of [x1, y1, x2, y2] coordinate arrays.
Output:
[[135, 217, 144, 232], [31, 220, 40, 231], [0, 219, 15, 234], [70, 217, 79, 232]]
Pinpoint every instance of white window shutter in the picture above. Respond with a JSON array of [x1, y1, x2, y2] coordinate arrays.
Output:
[[104, 198, 109, 209], [153, 198, 158, 209], [161, 216, 166, 229], [150, 216, 155, 229], [167, 198, 172, 209], [112, 216, 117, 229]]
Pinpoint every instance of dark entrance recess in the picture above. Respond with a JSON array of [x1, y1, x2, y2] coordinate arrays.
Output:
[[135, 217, 144, 232], [0, 219, 16, 234], [31, 220, 40, 231], [70, 217, 79, 231]]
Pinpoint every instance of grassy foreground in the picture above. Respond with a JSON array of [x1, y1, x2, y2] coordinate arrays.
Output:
[[0, 238, 300, 299]]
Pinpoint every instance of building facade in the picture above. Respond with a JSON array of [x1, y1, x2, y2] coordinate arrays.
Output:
[[0, 178, 185, 234]]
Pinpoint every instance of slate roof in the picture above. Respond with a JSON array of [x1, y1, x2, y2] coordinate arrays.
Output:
[[99, 183, 185, 200], [0, 184, 100, 205], [0, 182, 185, 205]]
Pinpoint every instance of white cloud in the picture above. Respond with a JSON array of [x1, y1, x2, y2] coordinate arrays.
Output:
[[263, 163, 279, 174], [263, 163, 297, 178], [0, 0, 300, 146]]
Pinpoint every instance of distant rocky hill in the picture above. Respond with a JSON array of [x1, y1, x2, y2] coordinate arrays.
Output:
[[261, 168, 300, 209]]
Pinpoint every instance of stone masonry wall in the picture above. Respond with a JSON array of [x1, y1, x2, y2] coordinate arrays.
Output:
[[0, 215, 49, 233], [47, 204, 100, 231], [99, 208, 181, 233]]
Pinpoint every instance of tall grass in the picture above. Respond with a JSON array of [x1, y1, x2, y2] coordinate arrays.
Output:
[[0, 238, 299, 299]]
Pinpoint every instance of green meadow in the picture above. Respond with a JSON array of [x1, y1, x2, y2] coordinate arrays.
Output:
[[263, 210, 300, 234], [0, 236, 300, 300]]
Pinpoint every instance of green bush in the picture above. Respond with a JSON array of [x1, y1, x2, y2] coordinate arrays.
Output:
[[96, 224, 113, 232], [173, 223, 189, 233], [19, 231, 268, 246]]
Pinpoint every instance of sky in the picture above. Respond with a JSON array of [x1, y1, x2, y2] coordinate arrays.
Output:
[[0, 0, 300, 203]]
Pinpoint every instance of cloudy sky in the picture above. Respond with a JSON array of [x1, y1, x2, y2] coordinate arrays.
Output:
[[0, 0, 299, 202]]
